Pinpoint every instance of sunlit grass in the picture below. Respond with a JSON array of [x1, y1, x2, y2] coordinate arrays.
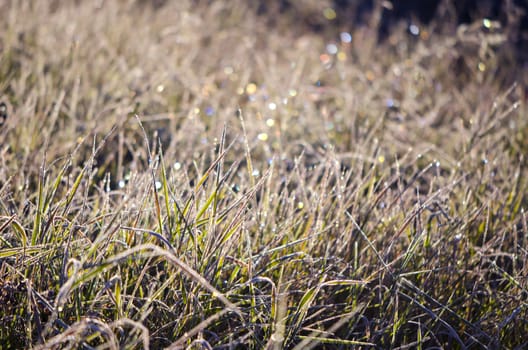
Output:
[[0, 1, 527, 348]]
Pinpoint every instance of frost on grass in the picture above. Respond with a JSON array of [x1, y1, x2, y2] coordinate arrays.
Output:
[[0, 1, 527, 349]]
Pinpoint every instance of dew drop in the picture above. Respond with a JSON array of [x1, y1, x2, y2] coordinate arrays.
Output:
[[258, 133, 268, 141], [246, 83, 257, 95], [340, 32, 352, 43], [326, 43, 338, 55], [118, 180, 126, 189], [266, 118, 275, 127], [409, 24, 420, 36], [320, 53, 331, 64], [323, 7, 336, 20], [173, 162, 181, 170], [205, 106, 215, 116], [268, 102, 277, 111]]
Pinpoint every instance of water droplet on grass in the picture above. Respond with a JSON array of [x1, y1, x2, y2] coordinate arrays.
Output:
[[320, 54, 331, 64], [409, 24, 420, 36], [326, 43, 338, 55], [340, 32, 352, 43], [323, 7, 336, 20], [246, 83, 257, 95]]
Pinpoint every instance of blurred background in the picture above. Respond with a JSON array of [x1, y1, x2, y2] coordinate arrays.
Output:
[[251, 0, 527, 59]]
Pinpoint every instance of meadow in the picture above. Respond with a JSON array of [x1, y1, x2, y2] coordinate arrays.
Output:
[[0, 1, 527, 348]]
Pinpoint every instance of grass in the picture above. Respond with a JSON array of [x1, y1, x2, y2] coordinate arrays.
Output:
[[0, 0, 527, 348]]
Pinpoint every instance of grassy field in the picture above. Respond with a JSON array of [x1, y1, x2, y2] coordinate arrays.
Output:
[[1, 1, 527, 349]]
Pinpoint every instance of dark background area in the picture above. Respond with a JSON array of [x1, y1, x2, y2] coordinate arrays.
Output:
[[256, 0, 528, 61]]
